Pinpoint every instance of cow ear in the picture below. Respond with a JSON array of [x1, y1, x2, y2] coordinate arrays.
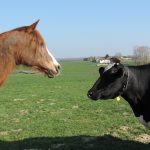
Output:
[[99, 67, 105, 76], [27, 20, 40, 33]]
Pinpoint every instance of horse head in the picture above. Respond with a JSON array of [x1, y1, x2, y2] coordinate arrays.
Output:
[[12, 20, 61, 78]]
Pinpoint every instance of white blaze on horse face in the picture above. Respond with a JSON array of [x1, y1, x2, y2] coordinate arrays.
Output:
[[46, 46, 60, 66], [137, 115, 150, 129]]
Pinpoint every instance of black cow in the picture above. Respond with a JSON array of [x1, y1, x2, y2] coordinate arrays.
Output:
[[87, 57, 150, 129]]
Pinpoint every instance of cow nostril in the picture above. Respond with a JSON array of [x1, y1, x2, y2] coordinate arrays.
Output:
[[88, 91, 93, 98]]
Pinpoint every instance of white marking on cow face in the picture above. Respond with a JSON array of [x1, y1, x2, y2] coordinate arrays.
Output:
[[46, 46, 60, 66], [104, 63, 115, 72], [137, 115, 150, 129]]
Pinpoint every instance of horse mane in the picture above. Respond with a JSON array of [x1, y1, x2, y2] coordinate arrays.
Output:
[[0, 25, 44, 45], [0, 48, 15, 86]]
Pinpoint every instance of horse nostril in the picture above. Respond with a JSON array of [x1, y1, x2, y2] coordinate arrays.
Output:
[[58, 64, 61, 70], [55, 64, 61, 72]]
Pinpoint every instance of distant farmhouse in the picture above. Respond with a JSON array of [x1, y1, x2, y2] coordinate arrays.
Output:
[[84, 55, 132, 64], [96, 57, 110, 64]]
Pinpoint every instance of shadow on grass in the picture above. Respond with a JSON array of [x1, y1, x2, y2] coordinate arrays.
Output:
[[0, 135, 149, 150]]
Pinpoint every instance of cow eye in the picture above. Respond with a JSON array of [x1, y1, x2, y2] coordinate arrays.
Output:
[[110, 67, 118, 74]]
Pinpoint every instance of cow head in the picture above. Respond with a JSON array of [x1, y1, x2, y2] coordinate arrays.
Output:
[[87, 58, 128, 100]]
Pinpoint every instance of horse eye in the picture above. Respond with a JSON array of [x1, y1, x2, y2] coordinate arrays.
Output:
[[41, 43, 44, 46], [41, 43, 45, 48]]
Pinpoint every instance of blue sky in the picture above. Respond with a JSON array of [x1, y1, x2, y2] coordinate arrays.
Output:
[[0, 0, 150, 58]]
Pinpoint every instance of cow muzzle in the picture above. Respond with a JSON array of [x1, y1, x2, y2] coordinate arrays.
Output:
[[87, 90, 99, 100]]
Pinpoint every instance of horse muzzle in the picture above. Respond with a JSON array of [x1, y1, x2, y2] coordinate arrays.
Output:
[[47, 64, 61, 78]]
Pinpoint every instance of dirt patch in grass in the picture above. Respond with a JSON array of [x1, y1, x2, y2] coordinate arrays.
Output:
[[119, 126, 130, 132], [135, 134, 150, 143], [20, 109, 28, 115], [0, 131, 8, 136], [13, 98, 25, 101], [72, 105, 79, 109]]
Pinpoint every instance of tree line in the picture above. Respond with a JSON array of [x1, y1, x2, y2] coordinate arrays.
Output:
[[84, 46, 150, 65], [133, 46, 150, 65]]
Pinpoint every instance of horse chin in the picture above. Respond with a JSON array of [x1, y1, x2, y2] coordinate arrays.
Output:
[[47, 74, 55, 78], [45, 69, 57, 78], [47, 72, 55, 78], [33, 67, 57, 78]]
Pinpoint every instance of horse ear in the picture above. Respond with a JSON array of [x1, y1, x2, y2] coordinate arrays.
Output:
[[27, 20, 40, 32]]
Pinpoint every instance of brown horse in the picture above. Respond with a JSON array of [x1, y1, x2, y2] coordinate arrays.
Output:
[[0, 20, 61, 86]]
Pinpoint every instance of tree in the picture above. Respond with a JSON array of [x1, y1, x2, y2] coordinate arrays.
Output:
[[133, 46, 150, 65], [115, 52, 122, 59], [83, 58, 88, 61], [105, 54, 109, 59]]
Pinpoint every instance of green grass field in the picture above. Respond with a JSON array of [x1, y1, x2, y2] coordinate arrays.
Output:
[[0, 61, 150, 150]]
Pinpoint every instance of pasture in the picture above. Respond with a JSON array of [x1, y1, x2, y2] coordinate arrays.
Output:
[[0, 61, 149, 150]]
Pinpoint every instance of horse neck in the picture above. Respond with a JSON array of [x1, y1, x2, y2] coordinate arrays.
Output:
[[0, 34, 16, 86]]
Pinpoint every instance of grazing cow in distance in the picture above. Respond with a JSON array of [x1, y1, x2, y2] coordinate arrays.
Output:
[[87, 57, 150, 129]]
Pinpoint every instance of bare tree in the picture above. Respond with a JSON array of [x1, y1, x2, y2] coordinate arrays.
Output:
[[133, 46, 150, 65], [105, 54, 109, 59], [115, 52, 122, 59]]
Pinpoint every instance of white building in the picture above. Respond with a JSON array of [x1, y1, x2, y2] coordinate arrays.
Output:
[[99, 59, 110, 64]]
